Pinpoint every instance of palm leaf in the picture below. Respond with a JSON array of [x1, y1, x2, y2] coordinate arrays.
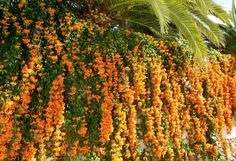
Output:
[[110, 0, 146, 11], [195, 0, 208, 14], [231, 0, 236, 27], [190, 10, 225, 47], [205, 0, 230, 24], [221, 25, 236, 54], [166, 0, 207, 64], [119, 8, 178, 37], [147, 0, 170, 33], [111, 0, 170, 34], [123, 9, 163, 36], [125, 17, 162, 36]]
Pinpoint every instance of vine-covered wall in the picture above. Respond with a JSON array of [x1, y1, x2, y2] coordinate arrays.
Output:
[[0, 0, 236, 160]]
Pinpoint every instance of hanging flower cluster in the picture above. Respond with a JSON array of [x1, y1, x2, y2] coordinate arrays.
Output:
[[0, 1, 236, 160]]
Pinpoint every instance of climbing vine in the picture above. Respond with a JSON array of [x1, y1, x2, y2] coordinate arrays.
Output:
[[0, 0, 236, 160]]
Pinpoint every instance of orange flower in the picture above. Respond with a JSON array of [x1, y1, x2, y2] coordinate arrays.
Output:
[[18, 0, 26, 9], [50, 55, 58, 62], [70, 140, 79, 157], [23, 38, 30, 44], [0, 146, 7, 160], [133, 46, 139, 53], [10, 76, 18, 81], [79, 146, 90, 154], [60, 143, 68, 156], [40, 3, 46, 7], [0, 64, 4, 69], [48, 8, 55, 17], [77, 127, 87, 137], [23, 29, 30, 35], [69, 86, 77, 96]]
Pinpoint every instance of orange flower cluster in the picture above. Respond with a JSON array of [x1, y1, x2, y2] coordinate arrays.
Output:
[[150, 59, 168, 158], [80, 62, 94, 79], [94, 51, 106, 78], [77, 120, 87, 137], [19, 46, 40, 115], [99, 56, 115, 144], [22, 143, 37, 161], [62, 54, 74, 74], [132, 51, 146, 105], [128, 105, 137, 158], [112, 103, 127, 161], [16, 17, 44, 160], [111, 55, 130, 160], [0, 99, 18, 160], [44, 75, 65, 159], [70, 140, 79, 157], [18, 0, 26, 9]]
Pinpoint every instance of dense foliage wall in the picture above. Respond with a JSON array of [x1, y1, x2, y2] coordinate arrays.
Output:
[[0, 0, 236, 160]]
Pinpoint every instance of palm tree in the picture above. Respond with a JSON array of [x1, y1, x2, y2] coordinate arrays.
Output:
[[67, 0, 230, 63], [220, 0, 236, 54]]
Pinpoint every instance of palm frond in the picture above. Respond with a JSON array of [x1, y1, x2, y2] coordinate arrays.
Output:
[[111, 0, 171, 34], [125, 17, 162, 36], [195, 0, 208, 14], [120, 8, 177, 37], [122, 9, 162, 36], [110, 0, 146, 11], [147, 0, 170, 33], [221, 25, 236, 54], [166, 0, 207, 64], [231, 0, 236, 27], [205, 0, 230, 24], [190, 10, 225, 47]]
